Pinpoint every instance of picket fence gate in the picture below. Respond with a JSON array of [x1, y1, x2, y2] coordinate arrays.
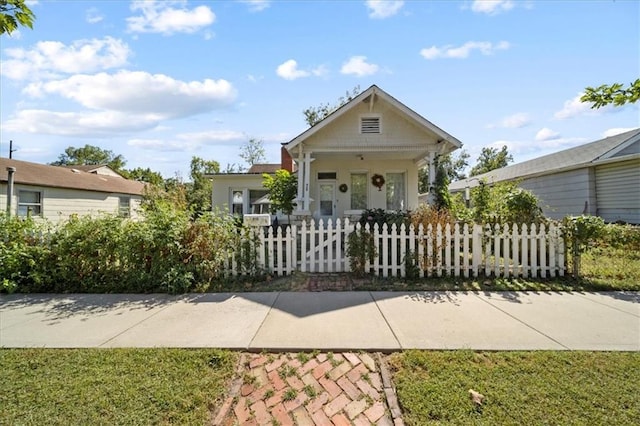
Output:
[[226, 218, 566, 279]]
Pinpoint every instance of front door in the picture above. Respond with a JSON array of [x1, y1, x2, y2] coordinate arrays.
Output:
[[318, 182, 336, 223]]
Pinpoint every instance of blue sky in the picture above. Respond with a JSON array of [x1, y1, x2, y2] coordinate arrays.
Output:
[[1, 0, 638, 179]]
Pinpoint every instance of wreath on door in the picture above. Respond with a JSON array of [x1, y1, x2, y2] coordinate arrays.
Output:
[[371, 174, 385, 191], [339, 184, 348, 193]]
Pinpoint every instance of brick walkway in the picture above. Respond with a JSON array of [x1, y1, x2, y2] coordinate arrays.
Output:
[[214, 352, 403, 425]]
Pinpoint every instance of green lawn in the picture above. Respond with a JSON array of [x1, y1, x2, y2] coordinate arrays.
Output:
[[0, 348, 237, 425], [389, 350, 640, 425], [579, 246, 640, 290]]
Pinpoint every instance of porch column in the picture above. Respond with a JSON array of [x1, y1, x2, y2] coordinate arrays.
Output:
[[303, 152, 314, 211], [296, 145, 304, 208], [427, 152, 436, 204]]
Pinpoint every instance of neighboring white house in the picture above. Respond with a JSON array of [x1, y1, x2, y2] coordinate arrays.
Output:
[[448, 128, 640, 224], [1, 158, 146, 223], [210, 85, 463, 222], [210, 163, 280, 217]]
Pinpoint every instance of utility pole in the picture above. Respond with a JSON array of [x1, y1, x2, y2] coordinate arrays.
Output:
[[9, 140, 17, 159]]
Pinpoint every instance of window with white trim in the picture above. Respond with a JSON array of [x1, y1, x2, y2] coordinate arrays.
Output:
[[350, 173, 367, 210], [231, 190, 244, 216], [360, 116, 381, 134], [18, 190, 42, 217], [119, 196, 131, 217], [386, 172, 406, 210]]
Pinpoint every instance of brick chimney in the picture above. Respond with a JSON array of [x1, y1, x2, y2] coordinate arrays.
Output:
[[281, 146, 294, 172]]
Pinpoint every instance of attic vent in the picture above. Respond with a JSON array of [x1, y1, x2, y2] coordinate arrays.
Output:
[[360, 116, 380, 134]]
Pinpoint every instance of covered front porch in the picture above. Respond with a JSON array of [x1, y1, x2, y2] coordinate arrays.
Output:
[[289, 148, 446, 223]]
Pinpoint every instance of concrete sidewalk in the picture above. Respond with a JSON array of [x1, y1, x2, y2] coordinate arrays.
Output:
[[1, 291, 638, 351]]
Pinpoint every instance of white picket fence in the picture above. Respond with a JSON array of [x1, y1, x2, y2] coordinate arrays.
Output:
[[226, 218, 566, 279]]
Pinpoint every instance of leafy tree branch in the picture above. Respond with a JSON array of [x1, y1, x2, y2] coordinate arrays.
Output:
[[581, 79, 640, 109]]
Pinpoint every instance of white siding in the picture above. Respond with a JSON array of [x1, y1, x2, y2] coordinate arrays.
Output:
[[303, 101, 439, 152], [595, 159, 640, 224], [0, 183, 142, 223], [310, 157, 418, 218], [519, 168, 596, 220]]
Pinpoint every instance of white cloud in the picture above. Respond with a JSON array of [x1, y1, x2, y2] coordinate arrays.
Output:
[[366, 0, 404, 19], [501, 112, 531, 128], [471, 0, 514, 15], [127, 0, 215, 35], [489, 137, 588, 159], [276, 59, 310, 80], [601, 127, 638, 138], [23, 71, 236, 119], [1, 37, 130, 81], [340, 56, 379, 77], [240, 0, 271, 12], [312, 64, 329, 77], [128, 130, 245, 151], [3, 109, 160, 136], [420, 40, 510, 59], [554, 93, 613, 119], [535, 127, 560, 141], [86, 7, 104, 24], [7, 72, 236, 137]]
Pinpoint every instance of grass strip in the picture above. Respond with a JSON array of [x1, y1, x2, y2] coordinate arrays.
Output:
[[0, 348, 237, 425], [389, 350, 640, 425]]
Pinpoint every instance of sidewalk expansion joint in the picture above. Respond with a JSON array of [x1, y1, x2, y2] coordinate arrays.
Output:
[[370, 291, 403, 350], [97, 295, 188, 348], [574, 292, 640, 318], [247, 291, 281, 351], [473, 293, 570, 350]]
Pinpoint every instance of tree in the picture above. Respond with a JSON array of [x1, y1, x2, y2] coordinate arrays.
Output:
[[1, 0, 35, 35], [303, 86, 361, 127], [418, 150, 470, 193], [469, 146, 513, 177], [187, 156, 219, 218], [125, 167, 164, 186], [581, 79, 640, 109], [239, 138, 266, 169], [51, 144, 126, 172], [262, 169, 297, 224]]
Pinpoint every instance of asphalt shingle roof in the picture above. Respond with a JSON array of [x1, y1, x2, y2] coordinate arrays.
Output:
[[450, 128, 640, 190], [1, 158, 145, 195]]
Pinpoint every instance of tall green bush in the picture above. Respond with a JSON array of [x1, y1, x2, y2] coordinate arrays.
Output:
[[1, 200, 248, 293], [469, 180, 544, 225], [0, 213, 50, 293], [562, 215, 605, 277]]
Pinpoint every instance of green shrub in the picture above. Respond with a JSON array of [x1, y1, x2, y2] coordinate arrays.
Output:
[[347, 227, 377, 277], [46, 214, 130, 292], [470, 180, 544, 225], [359, 208, 409, 230], [1, 199, 248, 293], [0, 213, 51, 293], [562, 215, 606, 277]]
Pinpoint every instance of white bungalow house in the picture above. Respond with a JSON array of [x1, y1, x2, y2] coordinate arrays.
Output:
[[1, 158, 146, 223], [448, 128, 640, 224], [210, 85, 463, 223]]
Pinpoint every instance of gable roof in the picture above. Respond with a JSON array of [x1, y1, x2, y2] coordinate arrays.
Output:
[[61, 164, 125, 177], [450, 128, 640, 190], [1, 158, 145, 195], [284, 84, 463, 152]]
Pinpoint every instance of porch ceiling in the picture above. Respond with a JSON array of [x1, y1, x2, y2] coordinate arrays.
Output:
[[299, 146, 435, 163]]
